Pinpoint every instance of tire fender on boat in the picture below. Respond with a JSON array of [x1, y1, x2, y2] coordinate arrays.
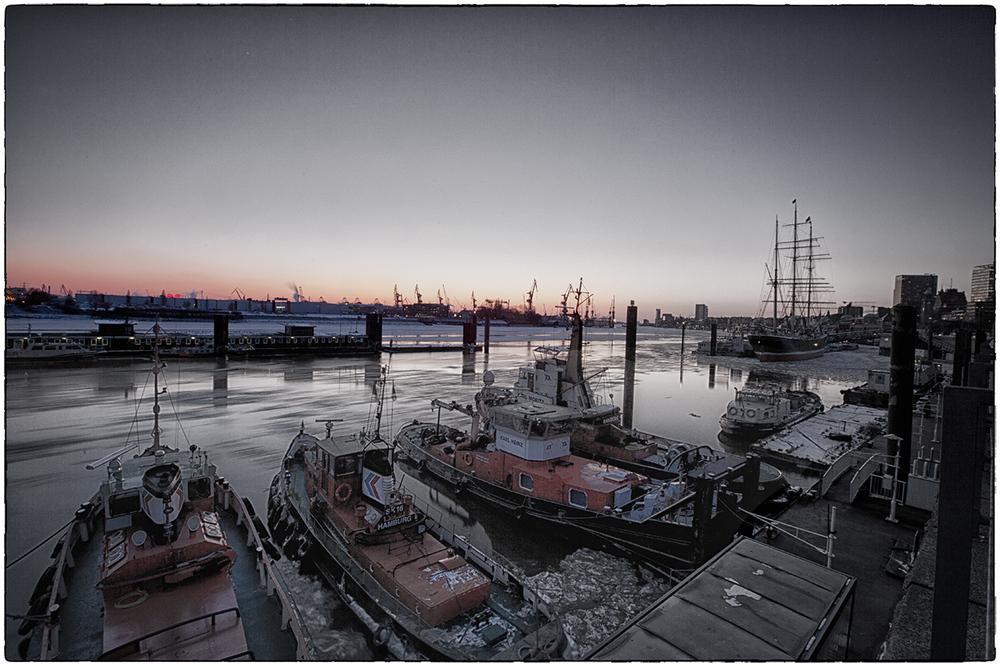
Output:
[[463, 452, 473, 466], [373, 625, 391, 647]]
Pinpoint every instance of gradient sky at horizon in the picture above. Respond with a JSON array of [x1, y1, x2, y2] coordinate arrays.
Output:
[[6, 5, 994, 320]]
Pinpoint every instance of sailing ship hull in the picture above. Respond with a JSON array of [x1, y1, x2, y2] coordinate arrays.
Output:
[[748, 333, 826, 362]]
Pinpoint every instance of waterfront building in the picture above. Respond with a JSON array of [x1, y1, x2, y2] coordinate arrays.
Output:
[[695, 303, 708, 321], [893, 274, 938, 308], [970, 263, 995, 304]]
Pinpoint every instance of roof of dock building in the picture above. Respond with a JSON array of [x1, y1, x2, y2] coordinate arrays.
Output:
[[588, 537, 855, 661]]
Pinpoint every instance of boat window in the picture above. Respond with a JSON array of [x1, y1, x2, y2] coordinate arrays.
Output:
[[108, 491, 141, 517], [188, 477, 212, 500], [568, 488, 588, 508], [334, 454, 360, 476], [519, 473, 533, 492]]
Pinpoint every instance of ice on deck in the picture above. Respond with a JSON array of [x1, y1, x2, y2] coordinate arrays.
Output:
[[750, 404, 887, 471]]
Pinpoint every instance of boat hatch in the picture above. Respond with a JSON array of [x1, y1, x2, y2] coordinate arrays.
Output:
[[108, 491, 141, 518]]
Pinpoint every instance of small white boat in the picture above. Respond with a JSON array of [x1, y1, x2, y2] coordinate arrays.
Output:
[[719, 384, 824, 437]]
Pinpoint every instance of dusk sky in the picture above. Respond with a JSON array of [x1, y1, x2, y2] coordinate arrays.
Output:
[[6, 6, 995, 320]]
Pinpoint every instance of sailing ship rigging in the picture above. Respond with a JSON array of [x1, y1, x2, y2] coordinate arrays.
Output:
[[749, 200, 835, 361]]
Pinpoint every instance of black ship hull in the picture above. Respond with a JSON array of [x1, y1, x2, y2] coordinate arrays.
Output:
[[748, 333, 826, 362]]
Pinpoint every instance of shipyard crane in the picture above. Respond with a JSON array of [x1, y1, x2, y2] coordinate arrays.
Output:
[[393, 285, 404, 308], [414, 285, 423, 304], [231, 287, 246, 300], [526, 279, 538, 313]]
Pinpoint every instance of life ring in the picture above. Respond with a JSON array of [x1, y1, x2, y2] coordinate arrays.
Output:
[[114, 589, 149, 609], [746, 409, 756, 418], [334, 483, 352, 503], [463, 452, 473, 466]]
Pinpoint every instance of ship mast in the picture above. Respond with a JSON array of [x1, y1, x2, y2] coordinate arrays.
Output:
[[790, 199, 798, 330], [773, 215, 779, 329], [151, 318, 163, 451]]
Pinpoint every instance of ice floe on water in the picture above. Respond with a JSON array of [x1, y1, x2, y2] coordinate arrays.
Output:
[[524, 548, 672, 655], [274, 559, 374, 660]]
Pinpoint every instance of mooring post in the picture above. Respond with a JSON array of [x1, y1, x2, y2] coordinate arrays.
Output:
[[710, 323, 717, 356], [484, 315, 490, 355], [887, 304, 916, 487], [623, 301, 637, 429]]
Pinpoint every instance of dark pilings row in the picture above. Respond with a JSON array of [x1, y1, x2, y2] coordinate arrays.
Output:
[[886, 304, 916, 485], [623, 301, 637, 429]]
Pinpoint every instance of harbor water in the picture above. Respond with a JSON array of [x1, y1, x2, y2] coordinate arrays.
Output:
[[4, 316, 889, 658]]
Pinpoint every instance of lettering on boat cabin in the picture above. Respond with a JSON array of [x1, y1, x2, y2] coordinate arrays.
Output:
[[495, 428, 570, 461]]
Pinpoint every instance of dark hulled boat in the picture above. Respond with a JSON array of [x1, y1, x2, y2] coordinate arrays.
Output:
[[473, 313, 788, 508], [267, 366, 573, 660], [396, 391, 764, 570], [14, 324, 310, 661], [719, 384, 824, 437], [749, 200, 834, 362]]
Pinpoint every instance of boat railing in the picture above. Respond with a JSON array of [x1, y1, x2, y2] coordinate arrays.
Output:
[[220, 483, 313, 660], [416, 502, 557, 622], [37, 493, 101, 660], [99, 606, 243, 660], [308, 512, 464, 656], [305, 494, 556, 648]]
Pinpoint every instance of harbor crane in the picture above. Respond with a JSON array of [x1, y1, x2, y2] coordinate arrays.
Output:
[[526, 279, 538, 313], [231, 287, 246, 300], [414, 285, 423, 304]]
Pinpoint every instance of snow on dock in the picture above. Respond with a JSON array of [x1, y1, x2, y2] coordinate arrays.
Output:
[[750, 404, 887, 472]]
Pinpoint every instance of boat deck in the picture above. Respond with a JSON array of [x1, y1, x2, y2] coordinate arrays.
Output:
[[750, 404, 887, 471], [280, 456, 570, 660], [24, 503, 299, 660]]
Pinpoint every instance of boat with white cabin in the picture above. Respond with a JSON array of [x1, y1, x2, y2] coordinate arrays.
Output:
[[719, 384, 824, 437], [13, 323, 310, 660], [267, 365, 573, 660]]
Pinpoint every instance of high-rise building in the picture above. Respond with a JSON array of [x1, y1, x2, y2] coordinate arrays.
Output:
[[970, 263, 995, 304], [893, 275, 938, 308], [695, 304, 708, 321]]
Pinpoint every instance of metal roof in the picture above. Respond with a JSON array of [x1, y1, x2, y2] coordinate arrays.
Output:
[[589, 538, 855, 661]]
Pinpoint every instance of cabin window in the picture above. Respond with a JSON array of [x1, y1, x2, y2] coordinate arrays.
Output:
[[519, 473, 534, 492], [188, 477, 212, 500], [334, 454, 360, 477], [108, 491, 141, 517], [568, 488, 588, 509]]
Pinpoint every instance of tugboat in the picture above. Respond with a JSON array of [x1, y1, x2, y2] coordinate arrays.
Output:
[[14, 322, 310, 661], [473, 313, 788, 507], [396, 388, 764, 570], [719, 384, 824, 438], [267, 365, 572, 660]]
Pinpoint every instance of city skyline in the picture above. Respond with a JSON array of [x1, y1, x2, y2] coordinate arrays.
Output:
[[6, 6, 995, 321]]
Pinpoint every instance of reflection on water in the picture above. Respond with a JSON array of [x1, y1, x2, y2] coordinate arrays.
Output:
[[4, 320, 887, 659]]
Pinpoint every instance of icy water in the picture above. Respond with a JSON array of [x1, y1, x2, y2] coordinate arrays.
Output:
[[4, 316, 888, 659]]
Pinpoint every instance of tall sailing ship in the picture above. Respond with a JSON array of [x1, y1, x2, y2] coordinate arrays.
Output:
[[749, 200, 835, 362]]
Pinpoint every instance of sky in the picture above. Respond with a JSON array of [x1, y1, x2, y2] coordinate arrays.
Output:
[[5, 5, 995, 320]]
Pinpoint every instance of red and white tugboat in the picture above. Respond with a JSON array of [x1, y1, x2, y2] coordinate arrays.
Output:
[[267, 365, 572, 660], [395, 391, 761, 569], [15, 323, 310, 661], [473, 313, 788, 510]]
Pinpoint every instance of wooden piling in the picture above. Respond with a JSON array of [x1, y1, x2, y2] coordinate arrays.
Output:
[[623, 301, 637, 429]]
